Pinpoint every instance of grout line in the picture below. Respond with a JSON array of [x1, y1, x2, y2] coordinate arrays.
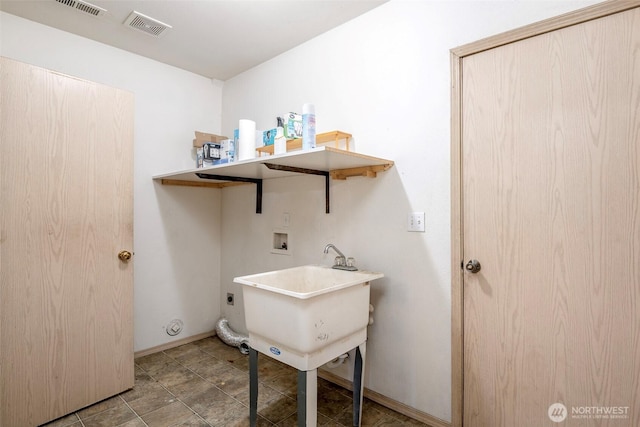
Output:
[[135, 354, 218, 426], [133, 338, 375, 427], [118, 395, 149, 427], [47, 338, 360, 427], [156, 344, 287, 425], [163, 348, 279, 425]]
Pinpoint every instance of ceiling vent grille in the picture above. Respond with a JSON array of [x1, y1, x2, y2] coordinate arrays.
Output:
[[124, 11, 172, 38], [54, 0, 106, 17]]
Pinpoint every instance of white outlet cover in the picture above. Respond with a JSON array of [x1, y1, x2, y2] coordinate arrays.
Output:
[[408, 212, 425, 232]]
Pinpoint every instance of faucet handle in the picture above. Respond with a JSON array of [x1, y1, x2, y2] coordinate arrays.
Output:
[[346, 257, 356, 268], [335, 256, 346, 266]]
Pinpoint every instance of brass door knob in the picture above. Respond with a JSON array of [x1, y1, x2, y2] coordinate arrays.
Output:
[[118, 250, 132, 262]]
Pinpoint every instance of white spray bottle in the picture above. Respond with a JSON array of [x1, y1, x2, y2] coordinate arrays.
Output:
[[302, 103, 316, 150]]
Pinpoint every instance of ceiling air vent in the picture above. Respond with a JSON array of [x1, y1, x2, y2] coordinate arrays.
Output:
[[124, 11, 172, 38], [54, 0, 106, 17]]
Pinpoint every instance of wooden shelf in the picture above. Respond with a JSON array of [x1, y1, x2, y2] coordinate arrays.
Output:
[[255, 131, 352, 155], [153, 146, 394, 213], [154, 146, 392, 185]]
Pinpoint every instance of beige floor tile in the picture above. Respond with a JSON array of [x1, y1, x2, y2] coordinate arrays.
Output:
[[316, 385, 352, 419], [186, 355, 231, 380], [49, 337, 424, 427], [191, 337, 218, 350], [256, 359, 290, 382], [141, 401, 194, 427], [125, 386, 177, 416], [234, 382, 283, 409], [116, 418, 147, 427], [166, 413, 210, 426], [120, 373, 166, 403], [257, 393, 297, 424], [81, 403, 137, 427], [210, 367, 250, 397], [276, 410, 336, 426], [136, 353, 182, 377], [153, 365, 200, 389], [165, 375, 216, 400], [40, 413, 81, 427], [337, 404, 405, 426], [181, 386, 246, 425], [264, 370, 298, 398], [77, 396, 125, 420], [200, 340, 245, 362], [164, 343, 210, 366], [220, 413, 274, 427], [227, 353, 250, 371]]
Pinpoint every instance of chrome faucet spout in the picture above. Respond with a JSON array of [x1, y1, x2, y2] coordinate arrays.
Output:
[[323, 243, 345, 259], [323, 244, 357, 271]]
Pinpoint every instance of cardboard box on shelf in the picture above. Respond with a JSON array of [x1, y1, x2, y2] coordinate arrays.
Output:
[[193, 131, 228, 148], [263, 128, 276, 146], [283, 112, 302, 140]]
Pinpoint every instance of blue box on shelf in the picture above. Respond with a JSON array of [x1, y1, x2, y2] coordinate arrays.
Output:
[[263, 128, 276, 146]]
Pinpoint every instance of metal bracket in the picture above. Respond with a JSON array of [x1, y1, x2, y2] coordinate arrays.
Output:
[[196, 173, 263, 214], [195, 163, 331, 214], [263, 163, 330, 213]]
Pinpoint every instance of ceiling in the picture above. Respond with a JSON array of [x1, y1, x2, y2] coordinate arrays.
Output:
[[0, 0, 387, 80]]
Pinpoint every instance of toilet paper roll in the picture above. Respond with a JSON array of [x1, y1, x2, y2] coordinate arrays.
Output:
[[238, 119, 256, 161]]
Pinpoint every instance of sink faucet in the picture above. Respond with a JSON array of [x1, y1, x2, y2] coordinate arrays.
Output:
[[323, 244, 357, 271], [324, 243, 345, 260]]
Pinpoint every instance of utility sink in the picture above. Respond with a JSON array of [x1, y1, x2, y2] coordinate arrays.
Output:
[[234, 265, 383, 371]]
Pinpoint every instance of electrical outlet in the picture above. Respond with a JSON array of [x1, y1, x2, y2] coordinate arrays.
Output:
[[227, 293, 234, 305], [408, 212, 425, 232]]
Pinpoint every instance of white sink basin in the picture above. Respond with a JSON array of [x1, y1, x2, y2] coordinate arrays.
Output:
[[234, 265, 383, 370]]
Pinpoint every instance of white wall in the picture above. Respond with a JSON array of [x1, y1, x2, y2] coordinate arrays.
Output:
[[1, 0, 602, 421], [220, 0, 599, 421], [0, 11, 224, 352]]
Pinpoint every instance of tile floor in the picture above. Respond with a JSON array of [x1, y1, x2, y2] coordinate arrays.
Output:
[[42, 336, 428, 427]]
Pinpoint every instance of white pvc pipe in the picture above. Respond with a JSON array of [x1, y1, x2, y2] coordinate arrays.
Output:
[[325, 353, 349, 368]]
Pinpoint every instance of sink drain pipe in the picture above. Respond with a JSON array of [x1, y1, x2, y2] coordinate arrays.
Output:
[[215, 318, 250, 355], [325, 353, 349, 368]]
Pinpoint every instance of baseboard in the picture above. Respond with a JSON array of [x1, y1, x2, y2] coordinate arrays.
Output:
[[318, 369, 451, 427], [134, 330, 216, 358]]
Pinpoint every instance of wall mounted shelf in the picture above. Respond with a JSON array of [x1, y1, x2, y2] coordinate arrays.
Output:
[[153, 146, 394, 213]]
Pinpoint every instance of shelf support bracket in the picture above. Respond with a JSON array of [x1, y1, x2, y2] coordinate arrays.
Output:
[[263, 163, 330, 214], [196, 173, 263, 214]]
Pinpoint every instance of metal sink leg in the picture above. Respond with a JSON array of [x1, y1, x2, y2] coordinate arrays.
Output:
[[297, 369, 318, 426], [353, 342, 366, 426], [249, 347, 258, 426]]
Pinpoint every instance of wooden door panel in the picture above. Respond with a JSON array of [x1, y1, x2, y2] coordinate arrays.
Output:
[[1, 58, 134, 426], [462, 7, 640, 426]]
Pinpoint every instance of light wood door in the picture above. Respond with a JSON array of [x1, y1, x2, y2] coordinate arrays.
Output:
[[459, 6, 640, 427], [0, 57, 134, 426]]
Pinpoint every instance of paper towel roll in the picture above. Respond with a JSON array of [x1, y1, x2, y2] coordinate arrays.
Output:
[[238, 119, 256, 161]]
